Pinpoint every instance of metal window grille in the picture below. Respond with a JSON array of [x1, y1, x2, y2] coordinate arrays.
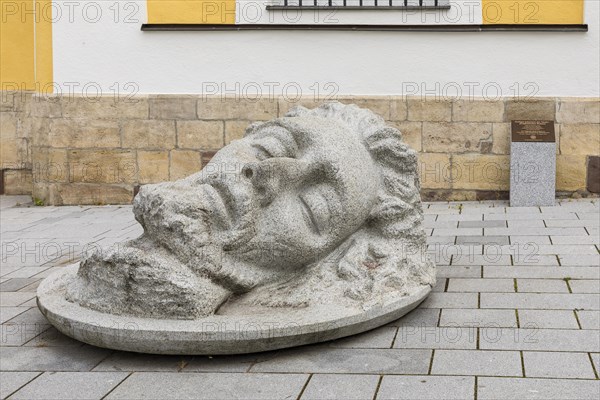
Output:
[[266, 0, 451, 9]]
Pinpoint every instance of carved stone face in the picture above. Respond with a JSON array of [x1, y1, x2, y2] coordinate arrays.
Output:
[[197, 117, 380, 271]]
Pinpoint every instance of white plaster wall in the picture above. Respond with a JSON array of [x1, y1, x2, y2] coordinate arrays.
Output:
[[51, 0, 600, 97]]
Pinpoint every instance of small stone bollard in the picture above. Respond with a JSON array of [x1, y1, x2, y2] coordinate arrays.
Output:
[[510, 120, 556, 207]]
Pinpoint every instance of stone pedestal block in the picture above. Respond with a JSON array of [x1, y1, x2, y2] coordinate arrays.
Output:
[[510, 142, 556, 207]]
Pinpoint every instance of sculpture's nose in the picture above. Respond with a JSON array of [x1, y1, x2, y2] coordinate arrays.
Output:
[[242, 158, 311, 206]]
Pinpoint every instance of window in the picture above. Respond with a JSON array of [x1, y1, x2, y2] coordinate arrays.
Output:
[[266, 0, 451, 9]]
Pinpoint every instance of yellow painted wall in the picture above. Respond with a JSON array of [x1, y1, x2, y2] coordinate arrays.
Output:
[[482, 0, 584, 24], [147, 0, 236, 24], [0, 0, 52, 91]]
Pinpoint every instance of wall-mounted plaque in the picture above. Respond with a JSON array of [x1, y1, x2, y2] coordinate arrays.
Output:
[[510, 120, 556, 207], [511, 120, 556, 143]]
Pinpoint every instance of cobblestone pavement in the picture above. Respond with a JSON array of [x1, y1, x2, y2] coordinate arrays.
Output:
[[1, 195, 599, 399]]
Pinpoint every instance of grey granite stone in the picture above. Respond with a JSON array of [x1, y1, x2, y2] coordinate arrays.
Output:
[[523, 351, 596, 379], [105, 372, 308, 400], [518, 310, 579, 329], [377, 375, 475, 400], [301, 374, 380, 400], [431, 349, 522, 376], [37, 103, 435, 355], [510, 142, 556, 207], [479, 328, 600, 352], [439, 309, 517, 328], [478, 377, 600, 399], [250, 346, 431, 374], [0, 372, 40, 399], [577, 310, 600, 329], [0, 346, 111, 371], [9, 372, 129, 400]]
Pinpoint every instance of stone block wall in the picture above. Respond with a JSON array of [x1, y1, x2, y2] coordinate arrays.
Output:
[[1, 93, 598, 205]]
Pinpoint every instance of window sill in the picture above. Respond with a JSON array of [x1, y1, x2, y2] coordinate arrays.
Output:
[[141, 24, 588, 32]]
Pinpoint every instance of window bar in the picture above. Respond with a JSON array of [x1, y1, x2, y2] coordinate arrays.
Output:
[[284, 0, 287, 6], [404, 0, 408, 6]]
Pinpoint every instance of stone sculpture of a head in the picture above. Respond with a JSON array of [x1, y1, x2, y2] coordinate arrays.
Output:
[[39, 103, 435, 354]]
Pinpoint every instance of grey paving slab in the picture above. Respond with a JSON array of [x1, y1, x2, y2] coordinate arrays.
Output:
[[591, 353, 599, 373], [1, 267, 50, 279], [477, 377, 600, 400], [436, 266, 481, 278], [456, 236, 509, 245], [389, 308, 440, 328], [558, 254, 600, 266], [330, 326, 397, 349], [301, 374, 379, 400], [0, 345, 111, 371], [426, 236, 455, 245], [437, 214, 484, 221], [0, 278, 40, 292], [570, 279, 600, 293], [523, 351, 596, 379], [459, 220, 506, 228], [377, 375, 474, 400], [452, 254, 512, 266], [485, 213, 578, 221], [0, 292, 35, 306], [509, 235, 552, 245], [484, 266, 599, 279], [480, 293, 600, 310], [510, 244, 599, 255], [394, 327, 477, 350], [507, 220, 545, 228], [419, 293, 478, 309], [513, 255, 560, 266], [546, 219, 600, 227], [479, 328, 600, 352], [439, 309, 517, 328], [447, 278, 514, 293], [518, 310, 580, 329], [0, 372, 40, 399], [517, 279, 569, 293], [551, 235, 600, 244], [105, 372, 308, 400], [250, 346, 431, 374], [434, 228, 482, 236], [0, 307, 28, 324], [9, 371, 129, 400], [487, 228, 588, 236], [431, 350, 522, 377], [185, 354, 268, 373], [92, 352, 192, 372], [577, 310, 600, 329]]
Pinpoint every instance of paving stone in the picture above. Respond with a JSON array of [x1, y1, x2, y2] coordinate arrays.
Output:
[[426, 221, 458, 229], [447, 278, 514, 293], [459, 220, 506, 228], [509, 235, 552, 245], [301, 374, 379, 400], [436, 266, 481, 278], [439, 309, 517, 328], [523, 351, 596, 379], [0, 278, 41, 292], [518, 310, 580, 329], [517, 279, 569, 293], [570, 280, 600, 293], [558, 254, 600, 266], [105, 372, 308, 400], [480, 293, 600, 310], [550, 235, 600, 244], [485, 213, 578, 221], [434, 228, 482, 236], [250, 346, 431, 374], [431, 350, 522, 377], [377, 375, 474, 400], [330, 326, 397, 349], [484, 266, 599, 280], [92, 352, 192, 372], [420, 293, 478, 309], [507, 220, 545, 228], [0, 292, 35, 306], [22, 326, 84, 347], [479, 328, 600, 352], [477, 377, 600, 399], [456, 236, 509, 245], [2, 267, 51, 279], [437, 214, 484, 221], [512, 255, 560, 266], [512, 244, 599, 255], [426, 236, 455, 245], [0, 372, 40, 399], [487, 228, 587, 236], [0, 346, 111, 371], [0, 307, 28, 324], [452, 254, 512, 266], [591, 353, 599, 372], [394, 327, 477, 349], [389, 308, 439, 328], [9, 372, 129, 400], [577, 310, 600, 329]]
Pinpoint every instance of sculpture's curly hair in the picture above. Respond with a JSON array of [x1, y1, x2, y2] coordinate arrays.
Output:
[[242, 102, 435, 307]]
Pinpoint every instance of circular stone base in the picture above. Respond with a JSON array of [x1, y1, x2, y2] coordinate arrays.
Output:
[[37, 264, 432, 355]]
